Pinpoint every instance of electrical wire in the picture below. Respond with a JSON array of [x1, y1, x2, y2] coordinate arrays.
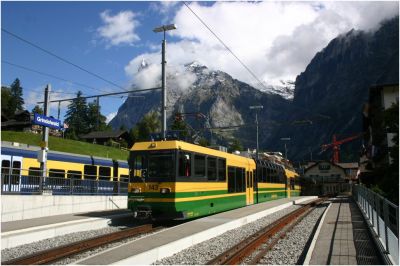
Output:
[[183, 2, 268, 91], [2, 60, 113, 94], [2, 28, 128, 92]]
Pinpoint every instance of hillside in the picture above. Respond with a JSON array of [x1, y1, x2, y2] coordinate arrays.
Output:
[[1, 131, 129, 161]]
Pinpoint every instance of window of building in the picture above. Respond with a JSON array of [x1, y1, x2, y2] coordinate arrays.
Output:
[[207, 157, 217, 180], [194, 154, 206, 177], [84, 165, 97, 180], [99, 166, 111, 180]]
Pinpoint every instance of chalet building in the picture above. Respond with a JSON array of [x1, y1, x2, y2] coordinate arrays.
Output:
[[79, 130, 129, 147], [302, 161, 358, 196], [360, 83, 399, 184]]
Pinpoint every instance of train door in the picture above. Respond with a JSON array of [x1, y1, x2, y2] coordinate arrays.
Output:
[[246, 170, 254, 205], [1, 155, 22, 192]]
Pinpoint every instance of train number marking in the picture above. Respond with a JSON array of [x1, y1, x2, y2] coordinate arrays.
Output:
[[148, 184, 158, 191]]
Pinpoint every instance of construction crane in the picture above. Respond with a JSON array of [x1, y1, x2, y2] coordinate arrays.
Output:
[[320, 133, 362, 164]]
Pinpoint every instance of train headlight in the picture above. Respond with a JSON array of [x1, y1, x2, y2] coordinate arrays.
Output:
[[160, 188, 171, 194], [132, 188, 141, 193]]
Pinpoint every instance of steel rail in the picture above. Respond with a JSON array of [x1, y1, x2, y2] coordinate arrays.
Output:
[[3, 224, 155, 265], [207, 198, 324, 265]]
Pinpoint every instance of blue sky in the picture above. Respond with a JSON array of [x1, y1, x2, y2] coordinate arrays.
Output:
[[2, 1, 398, 126]]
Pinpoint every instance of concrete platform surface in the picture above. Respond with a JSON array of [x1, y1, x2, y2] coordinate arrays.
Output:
[[1, 209, 133, 249], [308, 196, 382, 265], [76, 196, 317, 265]]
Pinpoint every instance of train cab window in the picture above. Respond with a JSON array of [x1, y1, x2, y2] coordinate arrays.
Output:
[[67, 170, 82, 179], [228, 167, 236, 193], [178, 152, 192, 177], [194, 154, 206, 178], [84, 165, 97, 180], [99, 167, 111, 180], [134, 155, 143, 169], [217, 159, 226, 181], [147, 151, 174, 180], [49, 169, 65, 178], [207, 157, 217, 181]]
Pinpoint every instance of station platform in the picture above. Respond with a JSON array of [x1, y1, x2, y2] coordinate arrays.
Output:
[[76, 196, 316, 265], [1, 209, 133, 249], [307, 196, 382, 265]]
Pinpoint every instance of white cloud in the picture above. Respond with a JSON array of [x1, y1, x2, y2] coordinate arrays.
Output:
[[97, 10, 140, 47], [128, 1, 398, 89], [106, 112, 117, 123]]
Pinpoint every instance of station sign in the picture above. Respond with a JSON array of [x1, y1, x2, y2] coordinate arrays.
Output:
[[33, 113, 62, 130]]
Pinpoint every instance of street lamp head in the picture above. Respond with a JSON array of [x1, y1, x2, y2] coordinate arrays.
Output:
[[249, 105, 263, 110], [153, 24, 177, 33]]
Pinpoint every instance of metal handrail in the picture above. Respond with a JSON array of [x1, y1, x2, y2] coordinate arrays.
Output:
[[353, 184, 399, 265]]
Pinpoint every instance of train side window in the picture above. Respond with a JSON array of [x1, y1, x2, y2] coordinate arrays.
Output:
[[217, 159, 226, 181], [262, 167, 267, 183], [178, 152, 192, 177], [207, 157, 217, 181], [84, 165, 97, 180], [119, 174, 129, 182], [67, 170, 82, 179], [235, 167, 244, 192], [28, 167, 41, 184], [194, 154, 206, 178], [49, 169, 65, 178], [228, 167, 236, 193], [99, 167, 111, 180], [12, 161, 21, 175], [2, 160, 10, 183]]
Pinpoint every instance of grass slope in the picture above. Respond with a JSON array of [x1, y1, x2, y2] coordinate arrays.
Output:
[[1, 131, 129, 161]]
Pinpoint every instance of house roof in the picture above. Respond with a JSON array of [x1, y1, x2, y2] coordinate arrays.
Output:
[[337, 162, 359, 169], [80, 130, 128, 139]]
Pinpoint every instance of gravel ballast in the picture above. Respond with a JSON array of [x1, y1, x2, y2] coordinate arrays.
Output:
[[154, 204, 306, 265]]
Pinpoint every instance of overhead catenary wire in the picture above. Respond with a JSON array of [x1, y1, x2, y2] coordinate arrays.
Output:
[[183, 2, 269, 91], [2, 28, 128, 92], [2, 60, 113, 95]]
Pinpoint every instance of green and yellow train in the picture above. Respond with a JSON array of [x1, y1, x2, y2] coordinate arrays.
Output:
[[128, 140, 300, 220]]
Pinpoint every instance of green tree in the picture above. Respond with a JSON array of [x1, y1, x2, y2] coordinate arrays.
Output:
[[31, 105, 44, 115], [87, 100, 108, 131], [130, 111, 161, 142], [9, 78, 24, 113], [170, 117, 190, 139], [64, 91, 89, 138], [1, 86, 13, 118], [228, 138, 243, 153]]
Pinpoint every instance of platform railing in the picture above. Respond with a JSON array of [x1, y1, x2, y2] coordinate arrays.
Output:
[[353, 184, 399, 265], [1, 171, 128, 196]]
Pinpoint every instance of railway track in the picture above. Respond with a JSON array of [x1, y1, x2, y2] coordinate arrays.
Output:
[[207, 198, 326, 265], [3, 224, 157, 265]]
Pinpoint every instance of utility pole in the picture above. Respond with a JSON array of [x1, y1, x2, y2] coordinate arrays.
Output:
[[280, 137, 291, 159], [249, 105, 263, 160], [40, 84, 50, 183], [96, 96, 100, 131], [153, 24, 177, 140]]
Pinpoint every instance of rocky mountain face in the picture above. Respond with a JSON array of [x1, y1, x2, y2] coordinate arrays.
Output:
[[110, 17, 398, 162], [266, 17, 399, 161]]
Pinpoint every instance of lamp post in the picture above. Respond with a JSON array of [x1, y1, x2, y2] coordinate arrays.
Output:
[[280, 137, 291, 159], [249, 105, 263, 160], [153, 24, 177, 140]]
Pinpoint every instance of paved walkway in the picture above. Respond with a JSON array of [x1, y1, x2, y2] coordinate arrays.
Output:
[[309, 196, 382, 265]]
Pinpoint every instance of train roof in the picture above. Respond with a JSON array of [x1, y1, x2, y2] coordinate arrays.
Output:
[[1, 141, 129, 168], [131, 140, 255, 164]]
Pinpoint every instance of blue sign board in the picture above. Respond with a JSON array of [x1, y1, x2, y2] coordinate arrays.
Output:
[[33, 113, 62, 129]]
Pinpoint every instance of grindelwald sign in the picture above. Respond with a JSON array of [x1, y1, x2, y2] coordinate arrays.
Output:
[[33, 113, 62, 130]]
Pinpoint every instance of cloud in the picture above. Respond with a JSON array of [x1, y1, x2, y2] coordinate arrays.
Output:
[[106, 112, 117, 123], [97, 10, 140, 47], [128, 1, 398, 89]]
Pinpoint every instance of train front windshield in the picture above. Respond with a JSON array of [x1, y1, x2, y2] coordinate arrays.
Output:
[[130, 150, 175, 182]]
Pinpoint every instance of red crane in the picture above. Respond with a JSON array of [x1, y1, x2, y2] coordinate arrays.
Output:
[[321, 133, 362, 164]]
